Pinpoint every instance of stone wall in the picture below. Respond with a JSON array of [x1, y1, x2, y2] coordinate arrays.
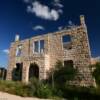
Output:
[[6, 15, 95, 86]]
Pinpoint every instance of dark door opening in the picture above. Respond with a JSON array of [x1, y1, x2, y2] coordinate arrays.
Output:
[[12, 63, 23, 81], [64, 60, 73, 68], [29, 63, 39, 81]]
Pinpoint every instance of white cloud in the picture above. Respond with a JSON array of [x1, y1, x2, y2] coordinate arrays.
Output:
[[27, 1, 61, 21], [54, 0, 60, 3], [2, 49, 9, 54], [58, 26, 63, 30], [55, 3, 63, 8], [23, 0, 30, 3], [32, 25, 45, 31], [23, 0, 32, 4], [53, 0, 63, 8], [58, 9, 63, 14]]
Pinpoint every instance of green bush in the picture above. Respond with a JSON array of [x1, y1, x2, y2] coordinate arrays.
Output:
[[36, 83, 52, 98], [48, 60, 77, 91], [28, 77, 40, 96], [61, 85, 100, 100], [51, 86, 63, 97], [92, 62, 100, 86], [0, 79, 53, 98], [0, 80, 34, 97], [2, 61, 100, 99]]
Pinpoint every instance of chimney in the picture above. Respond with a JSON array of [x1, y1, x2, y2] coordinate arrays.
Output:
[[80, 15, 86, 26], [15, 34, 20, 42]]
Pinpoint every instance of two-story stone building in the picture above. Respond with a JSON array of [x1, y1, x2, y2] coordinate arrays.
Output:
[[6, 15, 95, 86]]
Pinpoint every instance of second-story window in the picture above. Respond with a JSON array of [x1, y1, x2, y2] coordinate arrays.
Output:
[[62, 35, 72, 50], [40, 40, 44, 53], [34, 41, 39, 53], [16, 45, 22, 57], [33, 40, 45, 54]]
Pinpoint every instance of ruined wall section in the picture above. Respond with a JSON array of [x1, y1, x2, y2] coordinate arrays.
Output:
[[6, 41, 22, 80], [7, 15, 95, 86], [28, 35, 50, 80], [47, 25, 95, 86], [59, 30, 76, 62], [70, 26, 94, 86], [6, 39, 32, 81], [47, 33, 63, 70], [47, 29, 76, 69]]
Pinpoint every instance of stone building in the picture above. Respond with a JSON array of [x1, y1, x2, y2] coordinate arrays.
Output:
[[6, 15, 95, 86]]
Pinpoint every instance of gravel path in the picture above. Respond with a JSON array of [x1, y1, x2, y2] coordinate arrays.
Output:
[[0, 92, 49, 100]]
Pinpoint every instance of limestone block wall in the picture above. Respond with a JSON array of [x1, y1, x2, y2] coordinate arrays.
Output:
[[6, 34, 51, 82], [29, 35, 50, 80], [47, 24, 95, 86], [6, 15, 95, 86], [69, 26, 94, 86], [6, 42, 19, 80], [47, 33, 63, 68]]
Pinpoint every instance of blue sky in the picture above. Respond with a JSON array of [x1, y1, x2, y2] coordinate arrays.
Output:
[[0, 0, 100, 67]]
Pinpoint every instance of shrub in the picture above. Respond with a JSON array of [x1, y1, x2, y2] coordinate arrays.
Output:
[[92, 62, 100, 86], [0, 80, 34, 97], [48, 60, 77, 88], [37, 84, 52, 98], [28, 77, 40, 96], [61, 84, 100, 100]]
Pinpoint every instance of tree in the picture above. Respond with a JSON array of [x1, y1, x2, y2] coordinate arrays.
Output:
[[48, 60, 77, 87], [92, 62, 100, 86]]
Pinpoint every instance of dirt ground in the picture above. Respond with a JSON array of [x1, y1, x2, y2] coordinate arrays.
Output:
[[0, 92, 49, 100]]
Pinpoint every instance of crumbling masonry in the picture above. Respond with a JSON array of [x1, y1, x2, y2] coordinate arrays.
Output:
[[6, 15, 95, 86]]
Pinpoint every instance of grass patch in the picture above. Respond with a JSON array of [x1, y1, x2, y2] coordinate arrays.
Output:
[[0, 80, 33, 97]]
